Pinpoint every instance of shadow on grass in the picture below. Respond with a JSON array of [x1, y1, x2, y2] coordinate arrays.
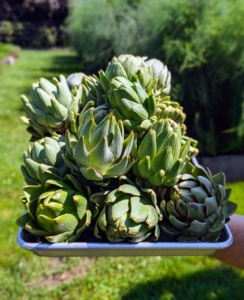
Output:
[[121, 266, 244, 300], [43, 53, 84, 77]]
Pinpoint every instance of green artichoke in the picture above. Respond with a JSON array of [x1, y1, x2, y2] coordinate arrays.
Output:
[[181, 136, 199, 159], [81, 75, 106, 107], [160, 163, 237, 242], [155, 98, 186, 125], [132, 119, 191, 186], [94, 184, 162, 242], [106, 76, 157, 131], [21, 135, 70, 201], [21, 135, 69, 186], [66, 72, 85, 93], [64, 110, 135, 182], [99, 54, 153, 92], [21, 74, 81, 140], [16, 176, 92, 243], [145, 58, 171, 96]]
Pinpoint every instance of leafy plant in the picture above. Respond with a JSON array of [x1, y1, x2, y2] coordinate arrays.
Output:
[[67, 0, 244, 155]]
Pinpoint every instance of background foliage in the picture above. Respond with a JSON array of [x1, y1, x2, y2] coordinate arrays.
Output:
[[0, 0, 69, 47], [67, 0, 244, 156]]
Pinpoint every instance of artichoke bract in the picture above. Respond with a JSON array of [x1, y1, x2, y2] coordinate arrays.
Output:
[[81, 75, 106, 108], [21, 74, 81, 140], [16, 176, 92, 243], [94, 184, 162, 242], [106, 76, 157, 131], [160, 163, 237, 242], [21, 135, 70, 202], [155, 98, 186, 125], [66, 72, 85, 93], [132, 119, 191, 186], [21, 135, 69, 186], [64, 109, 135, 182], [145, 58, 171, 97]]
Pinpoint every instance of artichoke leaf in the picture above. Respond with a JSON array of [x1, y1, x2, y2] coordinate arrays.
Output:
[[169, 215, 188, 230], [160, 221, 180, 235], [166, 200, 181, 219], [109, 195, 130, 222], [204, 196, 218, 217], [80, 167, 103, 181], [17, 215, 49, 236], [208, 214, 225, 232], [104, 156, 134, 178], [191, 186, 209, 203], [187, 202, 206, 221], [187, 220, 208, 234], [97, 206, 107, 231], [89, 136, 114, 173], [73, 194, 88, 220], [129, 232, 151, 242], [221, 200, 237, 219], [147, 170, 165, 186], [117, 184, 141, 197], [121, 98, 149, 122], [138, 156, 153, 178], [145, 205, 159, 228], [212, 172, 226, 188], [151, 146, 173, 174], [138, 129, 156, 159], [198, 176, 212, 195], [179, 180, 199, 189], [130, 196, 149, 223], [76, 210, 92, 235], [201, 231, 220, 242], [50, 98, 67, 120], [45, 231, 74, 243]]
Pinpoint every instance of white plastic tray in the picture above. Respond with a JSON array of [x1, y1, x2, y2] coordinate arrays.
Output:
[[17, 225, 233, 257]]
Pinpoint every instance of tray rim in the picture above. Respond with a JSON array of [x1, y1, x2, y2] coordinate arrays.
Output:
[[17, 224, 233, 253]]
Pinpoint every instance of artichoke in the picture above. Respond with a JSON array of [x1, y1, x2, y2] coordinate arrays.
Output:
[[94, 184, 162, 242], [160, 163, 237, 242], [132, 119, 191, 186], [21, 135, 69, 185], [21, 74, 81, 140], [99, 54, 153, 92], [145, 58, 171, 96], [64, 110, 135, 182], [81, 75, 106, 107], [155, 98, 186, 125], [181, 136, 199, 159], [66, 72, 85, 93], [16, 176, 92, 243], [106, 76, 157, 131], [21, 135, 70, 201]]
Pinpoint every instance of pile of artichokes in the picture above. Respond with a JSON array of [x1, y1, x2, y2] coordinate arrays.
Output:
[[16, 54, 237, 243]]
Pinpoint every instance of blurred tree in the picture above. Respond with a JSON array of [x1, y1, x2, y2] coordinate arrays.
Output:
[[67, 0, 244, 155], [0, 0, 69, 47]]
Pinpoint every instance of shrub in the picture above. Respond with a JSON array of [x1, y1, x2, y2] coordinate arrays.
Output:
[[139, 0, 244, 155], [67, 0, 244, 155], [66, 0, 143, 73]]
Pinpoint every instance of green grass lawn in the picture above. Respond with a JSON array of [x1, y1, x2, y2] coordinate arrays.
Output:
[[1, 49, 244, 300]]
